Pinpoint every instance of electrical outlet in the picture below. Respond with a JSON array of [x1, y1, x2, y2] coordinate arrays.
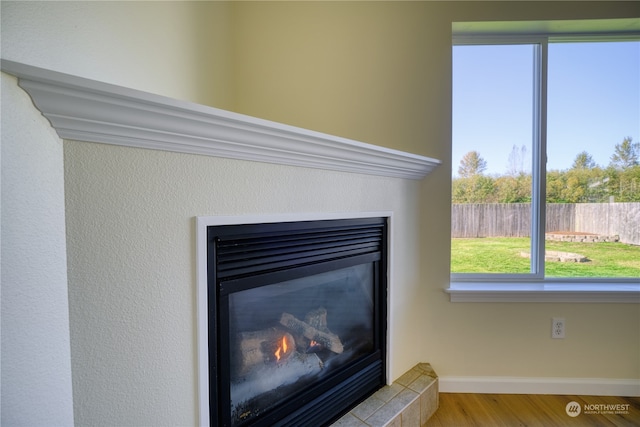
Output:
[[552, 317, 565, 339]]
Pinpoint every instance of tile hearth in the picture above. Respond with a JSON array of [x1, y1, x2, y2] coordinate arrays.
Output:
[[332, 363, 438, 427]]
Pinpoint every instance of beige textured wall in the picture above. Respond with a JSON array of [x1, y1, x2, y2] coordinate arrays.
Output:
[[64, 141, 421, 426], [1, 73, 74, 426], [231, 1, 446, 156], [1, 1, 233, 107]]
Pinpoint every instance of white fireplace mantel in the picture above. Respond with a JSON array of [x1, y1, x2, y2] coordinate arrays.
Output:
[[1, 59, 440, 180]]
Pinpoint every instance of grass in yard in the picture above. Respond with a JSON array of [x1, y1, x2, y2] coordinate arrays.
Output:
[[451, 237, 640, 278]]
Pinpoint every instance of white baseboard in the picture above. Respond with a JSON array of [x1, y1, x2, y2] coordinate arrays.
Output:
[[439, 376, 640, 396]]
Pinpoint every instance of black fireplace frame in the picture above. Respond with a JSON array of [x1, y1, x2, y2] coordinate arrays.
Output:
[[205, 217, 388, 427]]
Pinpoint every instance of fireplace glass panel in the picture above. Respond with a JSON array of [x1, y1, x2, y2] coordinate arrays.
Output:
[[226, 263, 375, 426]]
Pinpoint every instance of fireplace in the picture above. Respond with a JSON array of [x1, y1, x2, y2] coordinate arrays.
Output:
[[203, 216, 388, 426]]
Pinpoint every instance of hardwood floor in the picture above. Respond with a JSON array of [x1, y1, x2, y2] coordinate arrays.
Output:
[[425, 393, 640, 426]]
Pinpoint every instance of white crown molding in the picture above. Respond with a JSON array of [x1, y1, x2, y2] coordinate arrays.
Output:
[[1, 60, 440, 180]]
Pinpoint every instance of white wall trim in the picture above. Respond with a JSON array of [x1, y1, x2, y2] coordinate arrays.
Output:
[[446, 282, 640, 303], [0, 60, 440, 180], [195, 211, 393, 427], [439, 376, 640, 396]]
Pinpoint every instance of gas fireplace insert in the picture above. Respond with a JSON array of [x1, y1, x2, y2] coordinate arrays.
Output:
[[204, 217, 388, 426]]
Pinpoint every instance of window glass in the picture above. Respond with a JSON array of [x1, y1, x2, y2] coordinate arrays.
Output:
[[546, 41, 640, 278], [452, 39, 640, 281], [451, 44, 535, 274]]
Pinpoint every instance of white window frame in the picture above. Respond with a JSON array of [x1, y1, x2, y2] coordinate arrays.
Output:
[[448, 27, 640, 303]]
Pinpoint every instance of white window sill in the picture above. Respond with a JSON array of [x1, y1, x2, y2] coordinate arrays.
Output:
[[447, 281, 640, 303]]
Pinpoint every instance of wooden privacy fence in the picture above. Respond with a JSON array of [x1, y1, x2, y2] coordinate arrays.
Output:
[[451, 203, 640, 245]]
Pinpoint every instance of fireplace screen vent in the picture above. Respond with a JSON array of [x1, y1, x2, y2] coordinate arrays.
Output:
[[206, 217, 387, 426], [213, 219, 384, 280]]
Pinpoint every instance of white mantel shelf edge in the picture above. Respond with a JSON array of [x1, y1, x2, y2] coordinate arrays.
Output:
[[1, 60, 441, 180]]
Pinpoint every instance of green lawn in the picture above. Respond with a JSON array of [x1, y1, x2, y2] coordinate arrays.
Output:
[[451, 237, 640, 278]]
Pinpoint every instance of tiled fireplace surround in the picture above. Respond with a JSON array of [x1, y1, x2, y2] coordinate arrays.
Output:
[[2, 60, 442, 427], [333, 363, 439, 427]]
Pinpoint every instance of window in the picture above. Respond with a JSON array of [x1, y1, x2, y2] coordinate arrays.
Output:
[[449, 20, 640, 302]]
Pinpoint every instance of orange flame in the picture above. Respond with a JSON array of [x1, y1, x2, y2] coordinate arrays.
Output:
[[274, 336, 288, 361]]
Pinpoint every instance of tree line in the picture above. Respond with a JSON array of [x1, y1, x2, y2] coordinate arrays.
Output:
[[453, 137, 640, 203]]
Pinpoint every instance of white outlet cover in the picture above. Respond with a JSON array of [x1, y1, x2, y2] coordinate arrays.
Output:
[[552, 317, 565, 339]]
